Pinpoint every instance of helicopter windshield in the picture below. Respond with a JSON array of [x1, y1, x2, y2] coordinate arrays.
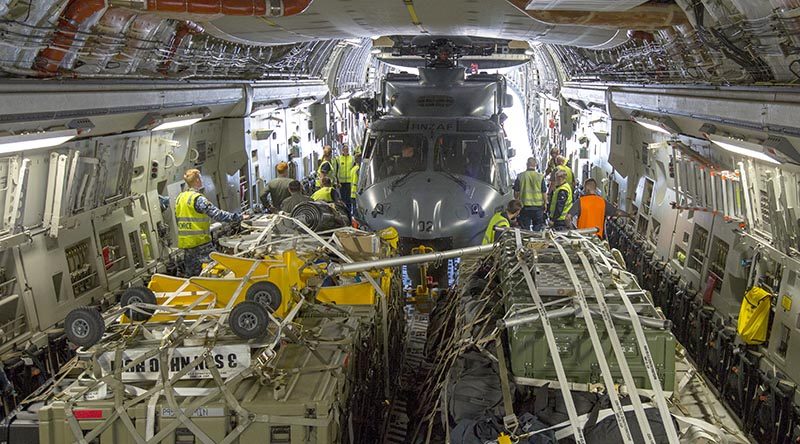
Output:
[[367, 133, 428, 183], [434, 134, 495, 184]]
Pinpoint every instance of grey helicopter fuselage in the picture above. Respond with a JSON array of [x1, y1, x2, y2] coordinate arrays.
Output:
[[353, 67, 514, 249]]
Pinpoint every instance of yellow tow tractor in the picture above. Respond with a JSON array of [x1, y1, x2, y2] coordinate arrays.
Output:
[[62, 229, 399, 348]]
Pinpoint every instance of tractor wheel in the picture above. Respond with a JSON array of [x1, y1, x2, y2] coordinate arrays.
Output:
[[245, 282, 282, 312], [120, 287, 157, 321], [64, 307, 105, 348], [229, 301, 269, 340]]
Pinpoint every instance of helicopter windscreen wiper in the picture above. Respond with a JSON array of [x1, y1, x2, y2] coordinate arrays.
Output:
[[390, 171, 418, 190], [440, 170, 467, 190]]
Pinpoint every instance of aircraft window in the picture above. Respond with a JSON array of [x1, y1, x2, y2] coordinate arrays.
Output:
[[363, 137, 376, 159], [367, 134, 427, 184], [491, 136, 510, 191], [435, 134, 494, 183], [435, 134, 498, 183]]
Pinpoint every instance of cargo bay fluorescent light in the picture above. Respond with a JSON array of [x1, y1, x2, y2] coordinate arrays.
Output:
[[250, 102, 282, 117], [137, 107, 210, 131], [631, 112, 679, 135], [705, 133, 780, 165], [153, 116, 203, 131], [0, 129, 78, 154]]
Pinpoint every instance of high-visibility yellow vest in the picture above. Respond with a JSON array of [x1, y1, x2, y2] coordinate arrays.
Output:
[[316, 160, 332, 187], [311, 187, 334, 202], [737, 287, 771, 344], [350, 164, 359, 199], [557, 164, 574, 186], [549, 183, 573, 221], [335, 155, 354, 183], [519, 170, 545, 207], [482, 212, 510, 245], [175, 191, 211, 249]]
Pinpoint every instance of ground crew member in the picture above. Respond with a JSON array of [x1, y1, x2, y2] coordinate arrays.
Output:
[[316, 162, 332, 191], [333, 144, 355, 212], [280, 180, 311, 213], [260, 161, 292, 211], [176, 169, 245, 277], [311, 177, 340, 203], [350, 153, 362, 208], [549, 170, 573, 230], [568, 178, 628, 238], [555, 155, 574, 188], [482, 200, 522, 245], [514, 157, 546, 231], [544, 148, 560, 176], [316, 145, 334, 188]]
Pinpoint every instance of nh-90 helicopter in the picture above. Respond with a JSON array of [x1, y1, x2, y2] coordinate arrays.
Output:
[[350, 36, 527, 256]]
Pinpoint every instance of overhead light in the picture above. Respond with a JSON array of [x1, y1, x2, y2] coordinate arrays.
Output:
[[566, 99, 587, 111], [524, 49, 535, 56], [290, 98, 317, 109], [152, 117, 203, 131], [631, 112, 679, 135], [0, 129, 78, 154], [636, 120, 672, 135], [250, 102, 282, 117], [706, 133, 780, 165], [136, 107, 210, 131], [370, 48, 382, 55]]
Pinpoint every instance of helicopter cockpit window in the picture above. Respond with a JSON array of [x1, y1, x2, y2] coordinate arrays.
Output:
[[367, 134, 428, 184], [435, 134, 494, 183]]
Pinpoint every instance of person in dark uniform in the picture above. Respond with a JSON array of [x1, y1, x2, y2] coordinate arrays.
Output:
[[260, 161, 292, 211], [281, 180, 311, 213], [393, 145, 419, 175], [548, 170, 573, 231]]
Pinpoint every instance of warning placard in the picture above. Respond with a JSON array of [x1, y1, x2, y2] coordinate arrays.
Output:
[[99, 345, 251, 382]]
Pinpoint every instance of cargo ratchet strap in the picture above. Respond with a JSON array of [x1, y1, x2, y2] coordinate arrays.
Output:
[[574, 249, 657, 444], [276, 213, 392, 397], [494, 338, 518, 434], [577, 237, 680, 443], [548, 234, 635, 444], [514, 229, 586, 444]]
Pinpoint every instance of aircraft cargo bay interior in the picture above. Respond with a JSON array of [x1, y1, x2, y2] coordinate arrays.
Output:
[[0, 1, 798, 443]]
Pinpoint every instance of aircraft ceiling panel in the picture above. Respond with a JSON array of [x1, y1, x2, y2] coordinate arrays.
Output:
[[206, 0, 624, 49], [525, 0, 649, 11], [208, 0, 413, 44]]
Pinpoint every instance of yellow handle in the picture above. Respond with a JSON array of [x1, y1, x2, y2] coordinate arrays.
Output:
[[497, 433, 513, 444]]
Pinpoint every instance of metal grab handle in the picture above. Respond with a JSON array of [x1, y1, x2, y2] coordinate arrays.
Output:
[[498, 306, 671, 330], [498, 306, 577, 329]]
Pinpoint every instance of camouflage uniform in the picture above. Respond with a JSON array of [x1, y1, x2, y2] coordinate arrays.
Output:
[[182, 242, 216, 277], [181, 193, 241, 277]]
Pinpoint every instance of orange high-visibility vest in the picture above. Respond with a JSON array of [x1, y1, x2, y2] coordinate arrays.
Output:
[[576, 194, 606, 237]]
